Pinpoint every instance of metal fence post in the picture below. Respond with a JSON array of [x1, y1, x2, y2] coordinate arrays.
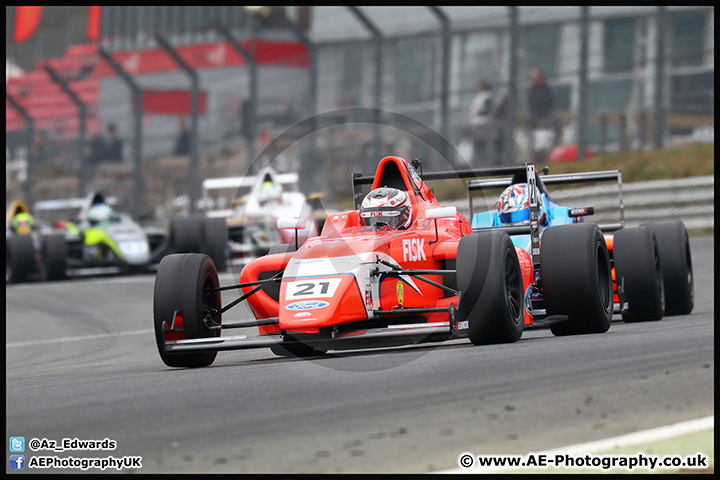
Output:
[[619, 113, 628, 151], [6, 93, 35, 206], [505, 7, 519, 165], [155, 33, 200, 215], [215, 22, 257, 175], [428, 7, 451, 167], [43, 64, 87, 197], [348, 7, 383, 174], [577, 6, 590, 160], [653, 6, 666, 149], [271, 7, 319, 193], [98, 48, 145, 220]]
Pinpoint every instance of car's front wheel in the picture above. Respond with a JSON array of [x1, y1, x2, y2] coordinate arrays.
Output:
[[456, 230, 524, 345], [153, 254, 221, 368]]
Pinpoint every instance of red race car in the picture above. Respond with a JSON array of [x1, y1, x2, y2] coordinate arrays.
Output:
[[154, 156, 614, 368]]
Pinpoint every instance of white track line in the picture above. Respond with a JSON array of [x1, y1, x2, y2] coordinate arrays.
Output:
[[440, 415, 715, 474], [7, 329, 154, 348]]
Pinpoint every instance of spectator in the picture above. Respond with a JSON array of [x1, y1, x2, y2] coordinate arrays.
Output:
[[527, 68, 556, 159], [494, 84, 510, 162], [528, 68, 555, 126], [469, 79, 494, 165], [105, 123, 123, 162], [174, 119, 191, 156], [86, 131, 106, 165]]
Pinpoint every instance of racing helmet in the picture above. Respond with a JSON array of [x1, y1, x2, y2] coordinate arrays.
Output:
[[359, 187, 413, 230], [497, 183, 548, 226], [11, 212, 35, 235], [258, 180, 282, 205], [87, 204, 113, 226]]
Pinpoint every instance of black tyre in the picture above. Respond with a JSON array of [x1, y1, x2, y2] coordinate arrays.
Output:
[[41, 234, 68, 281], [170, 215, 204, 253], [153, 254, 221, 368], [456, 230, 524, 345], [8, 234, 37, 283], [541, 223, 613, 336], [203, 217, 229, 273], [640, 221, 693, 316], [613, 226, 665, 322]]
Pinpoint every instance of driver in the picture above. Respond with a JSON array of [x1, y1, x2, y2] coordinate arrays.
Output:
[[258, 180, 282, 206], [496, 183, 548, 227], [87, 203, 114, 227], [359, 187, 413, 230], [10, 211, 36, 235]]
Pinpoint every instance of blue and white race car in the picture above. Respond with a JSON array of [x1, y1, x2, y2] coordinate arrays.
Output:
[[469, 168, 694, 325]]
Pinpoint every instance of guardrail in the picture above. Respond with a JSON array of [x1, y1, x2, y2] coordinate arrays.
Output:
[[446, 175, 714, 233]]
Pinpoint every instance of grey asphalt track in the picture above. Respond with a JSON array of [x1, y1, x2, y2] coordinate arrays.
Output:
[[5, 236, 713, 474]]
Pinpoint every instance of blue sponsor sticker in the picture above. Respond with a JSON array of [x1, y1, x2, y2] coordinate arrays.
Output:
[[524, 285, 533, 315], [285, 300, 330, 310]]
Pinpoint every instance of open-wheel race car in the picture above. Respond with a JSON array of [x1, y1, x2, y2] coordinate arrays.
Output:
[[468, 168, 694, 323], [153, 156, 621, 368], [6, 199, 67, 283], [24, 191, 228, 280]]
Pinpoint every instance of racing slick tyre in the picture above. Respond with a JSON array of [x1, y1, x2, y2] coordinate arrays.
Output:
[[41, 234, 68, 281], [154, 254, 221, 368], [541, 223, 613, 336], [613, 226, 665, 323], [456, 230, 524, 345], [8, 234, 37, 283], [202, 217, 229, 273], [640, 221, 693, 316], [170, 215, 204, 254]]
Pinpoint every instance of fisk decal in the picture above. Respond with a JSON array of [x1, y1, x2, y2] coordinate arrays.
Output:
[[402, 238, 427, 262]]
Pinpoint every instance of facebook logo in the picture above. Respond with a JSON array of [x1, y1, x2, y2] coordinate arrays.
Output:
[[9, 455, 25, 470], [9, 437, 25, 452]]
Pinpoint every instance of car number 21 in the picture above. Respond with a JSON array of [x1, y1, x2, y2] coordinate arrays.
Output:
[[285, 278, 343, 300]]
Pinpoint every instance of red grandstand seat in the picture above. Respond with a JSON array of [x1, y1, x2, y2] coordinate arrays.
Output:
[[65, 44, 98, 58]]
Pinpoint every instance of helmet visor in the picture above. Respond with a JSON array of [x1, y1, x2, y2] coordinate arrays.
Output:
[[499, 209, 530, 225], [360, 207, 405, 229]]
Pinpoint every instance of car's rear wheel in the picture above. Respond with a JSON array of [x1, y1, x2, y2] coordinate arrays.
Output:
[[170, 215, 204, 253], [203, 217, 229, 273], [8, 234, 37, 283], [641, 221, 693, 316], [41, 234, 68, 281], [153, 254, 221, 368], [613, 226, 665, 322], [456, 230, 524, 345], [541, 223, 613, 336]]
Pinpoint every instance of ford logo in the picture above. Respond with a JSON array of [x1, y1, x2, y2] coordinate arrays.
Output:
[[285, 301, 330, 310]]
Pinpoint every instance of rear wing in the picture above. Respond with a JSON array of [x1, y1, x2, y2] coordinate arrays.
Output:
[[353, 163, 544, 273], [201, 171, 300, 213], [34, 196, 118, 212], [202, 173, 299, 191], [466, 170, 625, 232]]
